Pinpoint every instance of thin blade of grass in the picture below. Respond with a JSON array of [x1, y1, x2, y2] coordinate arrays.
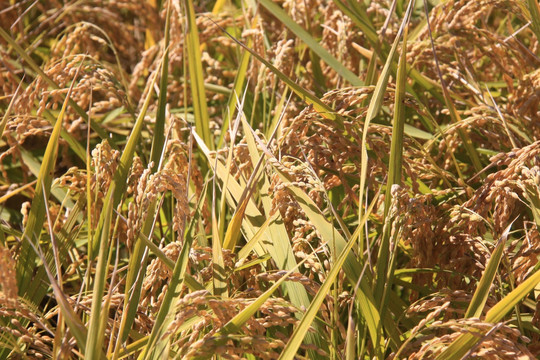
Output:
[[184, 0, 212, 148], [464, 222, 513, 320], [528, 0, 540, 48], [217, 16, 256, 148], [84, 192, 114, 359], [113, 199, 166, 349], [140, 128, 195, 360], [272, 167, 397, 355], [375, 21, 409, 327], [422, 0, 483, 174], [0, 180, 36, 205], [19, 149, 74, 207], [234, 254, 272, 272], [16, 63, 82, 301], [334, 0, 444, 103], [259, 0, 363, 86], [113, 3, 173, 349], [237, 212, 278, 261], [25, 237, 93, 358], [0, 78, 22, 140], [384, 26, 408, 215], [222, 191, 251, 250], [522, 184, 540, 230], [214, 20, 338, 122], [149, 3, 171, 172], [345, 316, 356, 360], [211, 157, 228, 297], [435, 268, 540, 360], [361, 0, 413, 310], [220, 93, 246, 251], [139, 220, 195, 360], [331, 0, 378, 45], [191, 255, 314, 360], [277, 199, 372, 360], [241, 118, 326, 357]]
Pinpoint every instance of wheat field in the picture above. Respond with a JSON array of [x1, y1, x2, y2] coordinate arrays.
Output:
[[1, 0, 540, 359]]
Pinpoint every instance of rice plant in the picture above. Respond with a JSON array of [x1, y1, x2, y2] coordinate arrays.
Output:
[[1, 0, 540, 358]]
